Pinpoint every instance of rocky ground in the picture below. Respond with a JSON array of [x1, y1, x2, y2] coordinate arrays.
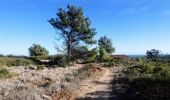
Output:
[[0, 65, 81, 100], [0, 65, 123, 100]]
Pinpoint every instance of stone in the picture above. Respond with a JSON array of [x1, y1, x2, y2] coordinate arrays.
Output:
[[29, 65, 37, 70], [42, 94, 52, 100]]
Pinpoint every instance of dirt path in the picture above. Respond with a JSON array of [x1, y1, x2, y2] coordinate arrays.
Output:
[[76, 67, 119, 100]]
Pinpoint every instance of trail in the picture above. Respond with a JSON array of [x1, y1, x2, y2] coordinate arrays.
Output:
[[76, 67, 119, 100]]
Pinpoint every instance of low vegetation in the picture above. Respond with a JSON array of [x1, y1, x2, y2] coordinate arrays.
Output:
[[0, 57, 33, 67], [0, 68, 18, 79], [28, 44, 49, 56], [118, 52, 170, 100]]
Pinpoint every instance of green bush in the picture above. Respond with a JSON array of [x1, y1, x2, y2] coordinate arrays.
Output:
[[0, 69, 17, 79], [37, 65, 45, 70], [86, 48, 98, 63], [15, 58, 32, 66], [114, 58, 129, 65], [109, 59, 115, 66], [49, 55, 68, 67], [121, 78, 170, 100], [28, 44, 49, 56], [143, 64, 154, 74], [99, 47, 110, 62], [0, 57, 32, 67], [128, 64, 154, 75], [136, 58, 143, 64], [153, 67, 163, 73], [121, 59, 170, 100], [106, 59, 115, 67], [152, 67, 170, 80]]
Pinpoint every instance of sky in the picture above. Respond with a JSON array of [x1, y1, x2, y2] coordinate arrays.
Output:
[[0, 0, 170, 55]]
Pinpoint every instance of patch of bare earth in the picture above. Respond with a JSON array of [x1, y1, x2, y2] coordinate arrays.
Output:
[[76, 67, 118, 100]]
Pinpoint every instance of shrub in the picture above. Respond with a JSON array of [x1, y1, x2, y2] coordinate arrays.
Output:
[[15, 58, 32, 66], [99, 47, 110, 62], [105, 58, 115, 67], [0, 69, 17, 79], [152, 67, 170, 80], [37, 65, 45, 70], [49, 55, 68, 67], [86, 48, 98, 63], [0, 57, 32, 67], [121, 78, 170, 100], [128, 64, 154, 75], [109, 59, 115, 66], [34, 56, 49, 60], [28, 44, 49, 56], [98, 36, 115, 54], [114, 58, 129, 66], [136, 58, 143, 64], [153, 67, 163, 73], [143, 64, 154, 74], [77, 64, 95, 81]]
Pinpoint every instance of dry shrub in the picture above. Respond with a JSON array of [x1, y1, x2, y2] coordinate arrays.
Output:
[[51, 90, 77, 100]]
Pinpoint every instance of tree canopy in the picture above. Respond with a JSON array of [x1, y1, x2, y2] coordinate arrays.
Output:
[[49, 5, 96, 62], [146, 49, 160, 61], [28, 44, 49, 56], [98, 36, 115, 54]]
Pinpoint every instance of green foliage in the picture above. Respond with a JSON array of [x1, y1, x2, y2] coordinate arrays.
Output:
[[98, 36, 115, 62], [99, 47, 110, 62], [136, 58, 143, 64], [86, 48, 98, 63], [122, 59, 170, 100], [152, 67, 170, 80], [0, 57, 32, 67], [121, 78, 170, 100], [49, 5, 96, 63], [98, 36, 115, 54], [15, 58, 32, 66], [128, 64, 154, 76], [49, 55, 68, 67], [28, 44, 49, 56], [73, 46, 89, 60], [37, 65, 45, 70], [146, 49, 160, 61], [0, 69, 17, 79], [108, 59, 115, 67], [114, 58, 129, 65]]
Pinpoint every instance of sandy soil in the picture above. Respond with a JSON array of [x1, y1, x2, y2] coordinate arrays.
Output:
[[0, 64, 121, 100], [76, 67, 119, 100]]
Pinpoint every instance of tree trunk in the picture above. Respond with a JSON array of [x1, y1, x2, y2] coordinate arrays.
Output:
[[67, 36, 72, 63]]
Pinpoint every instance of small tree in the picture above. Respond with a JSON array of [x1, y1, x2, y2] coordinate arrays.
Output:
[[99, 47, 110, 62], [86, 48, 98, 63], [146, 49, 160, 61], [98, 36, 115, 54], [28, 44, 49, 56], [49, 5, 96, 63]]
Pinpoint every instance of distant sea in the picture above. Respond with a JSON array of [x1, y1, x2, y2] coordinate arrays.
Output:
[[128, 55, 146, 58]]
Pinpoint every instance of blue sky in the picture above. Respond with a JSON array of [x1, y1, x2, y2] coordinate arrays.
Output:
[[0, 0, 170, 55]]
